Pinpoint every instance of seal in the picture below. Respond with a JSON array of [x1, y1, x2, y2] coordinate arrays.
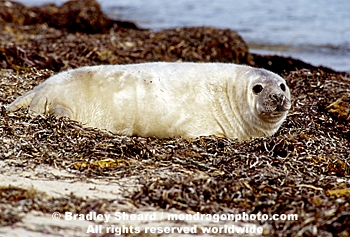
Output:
[[7, 62, 291, 140]]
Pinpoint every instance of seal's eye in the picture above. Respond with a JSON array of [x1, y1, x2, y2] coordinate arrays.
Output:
[[280, 83, 286, 91], [253, 85, 263, 94]]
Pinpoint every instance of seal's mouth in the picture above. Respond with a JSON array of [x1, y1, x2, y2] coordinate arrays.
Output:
[[275, 104, 287, 112], [261, 110, 285, 117], [268, 93, 291, 113], [261, 101, 290, 114], [259, 101, 290, 118], [256, 89, 291, 119]]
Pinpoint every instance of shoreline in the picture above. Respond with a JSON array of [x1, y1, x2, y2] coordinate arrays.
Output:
[[248, 43, 350, 73], [0, 1, 341, 75], [5, 0, 349, 73], [95, 0, 350, 73]]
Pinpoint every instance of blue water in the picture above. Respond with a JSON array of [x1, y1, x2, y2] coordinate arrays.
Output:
[[16, 0, 350, 72]]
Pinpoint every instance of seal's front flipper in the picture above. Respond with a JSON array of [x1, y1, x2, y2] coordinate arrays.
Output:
[[52, 105, 74, 119]]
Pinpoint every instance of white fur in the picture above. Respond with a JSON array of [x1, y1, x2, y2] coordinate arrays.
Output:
[[7, 62, 291, 140]]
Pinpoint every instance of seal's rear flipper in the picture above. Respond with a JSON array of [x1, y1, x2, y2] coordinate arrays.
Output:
[[6, 91, 36, 112], [7, 87, 74, 118]]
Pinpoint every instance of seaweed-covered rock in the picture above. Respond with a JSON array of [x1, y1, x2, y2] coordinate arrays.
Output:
[[251, 53, 338, 74], [151, 27, 252, 64], [0, 24, 251, 71], [0, 0, 137, 33]]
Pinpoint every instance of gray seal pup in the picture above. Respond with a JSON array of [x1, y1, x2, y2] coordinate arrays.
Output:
[[7, 62, 291, 140]]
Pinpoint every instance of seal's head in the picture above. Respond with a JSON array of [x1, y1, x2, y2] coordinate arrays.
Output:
[[248, 69, 291, 122]]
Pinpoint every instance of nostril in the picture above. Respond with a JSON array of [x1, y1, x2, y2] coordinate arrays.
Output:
[[271, 93, 284, 103]]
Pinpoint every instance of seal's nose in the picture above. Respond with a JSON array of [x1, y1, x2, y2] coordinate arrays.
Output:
[[270, 93, 285, 103], [270, 93, 286, 111]]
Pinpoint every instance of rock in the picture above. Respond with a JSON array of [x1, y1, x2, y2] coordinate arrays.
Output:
[[0, 0, 138, 33], [251, 53, 337, 74], [151, 27, 252, 64]]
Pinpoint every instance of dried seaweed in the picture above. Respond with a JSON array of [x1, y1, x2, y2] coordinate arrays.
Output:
[[0, 186, 112, 226], [1, 68, 349, 236]]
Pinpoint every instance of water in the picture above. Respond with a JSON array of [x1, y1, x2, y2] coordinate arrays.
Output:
[[16, 0, 350, 72]]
